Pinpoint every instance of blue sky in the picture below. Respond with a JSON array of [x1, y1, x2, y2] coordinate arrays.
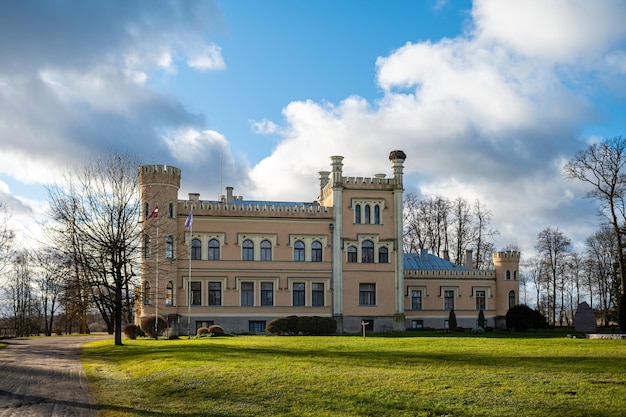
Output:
[[1, 0, 626, 257]]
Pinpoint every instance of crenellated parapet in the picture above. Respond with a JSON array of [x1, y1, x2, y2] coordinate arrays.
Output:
[[405, 269, 495, 279], [493, 251, 521, 259], [180, 201, 333, 219], [139, 164, 181, 188]]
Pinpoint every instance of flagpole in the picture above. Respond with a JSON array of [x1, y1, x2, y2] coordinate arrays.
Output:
[[155, 211, 159, 340], [185, 209, 194, 338], [187, 216, 192, 338]]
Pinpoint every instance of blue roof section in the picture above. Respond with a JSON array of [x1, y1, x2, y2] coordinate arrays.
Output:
[[403, 252, 469, 271]]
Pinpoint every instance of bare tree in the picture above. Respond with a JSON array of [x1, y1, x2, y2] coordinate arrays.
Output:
[[46, 152, 141, 345], [536, 227, 572, 326], [585, 225, 619, 325], [473, 199, 499, 270], [564, 136, 626, 329], [450, 197, 473, 265], [32, 249, 65, 336], [0, 203, 15, 275]]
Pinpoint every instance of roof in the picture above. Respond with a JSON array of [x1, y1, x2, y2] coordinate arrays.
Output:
[[403, 252, 469, 271]]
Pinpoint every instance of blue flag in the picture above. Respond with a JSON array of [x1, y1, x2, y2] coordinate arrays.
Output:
[[184, 210, 193, 230]]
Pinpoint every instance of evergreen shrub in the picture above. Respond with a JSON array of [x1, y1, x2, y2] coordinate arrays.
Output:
[[140, 315, 168, 338], [266, 316, 337, 335], [123, 323, 140, 339], [197, 327, 209, 336], [208, 325, 225, 335]]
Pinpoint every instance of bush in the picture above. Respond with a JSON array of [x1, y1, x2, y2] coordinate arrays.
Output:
[[448, 309, 457, 329], [208, 325, 225, 336], [478, 309, 486, 328], [123, 323, 140, 340], [266, 316, 337, 335], [532, 309, 549, 329], [140, 315, 168, 338], [506, 305, 536, 331], [619, 293, 626, 332], [197, 327, 209, 336]]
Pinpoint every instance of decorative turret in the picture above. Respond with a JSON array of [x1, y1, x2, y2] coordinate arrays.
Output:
[[389, 150, 406, 188], [493, 250, 521, 317]]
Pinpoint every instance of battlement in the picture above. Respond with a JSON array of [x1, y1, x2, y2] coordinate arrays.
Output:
[[404, 269, 495, 279], [180, 201, 333, 219], [139, 165, 181, 188], [493, 251, 521, 259]]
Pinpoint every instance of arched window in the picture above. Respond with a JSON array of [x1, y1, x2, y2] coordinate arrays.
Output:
[[362, 240, 374, 263], [191, 238, 201, 260], [143, 235, 151, 258], [513, 270, 518, 280], [347, 246, 357, 263], [144, 203, 150, 219], [355, 204, 361, 224], [208, 239, 220, 260], [506, 270, 511, 280], [374, 205, 380, 224], [294, 240, 305, 261], [165, 236, 174, 259], [508, 290, 516, 309], [143, 282, 151, 306], [260, 239, 272, 261], [311, 241, 322, 262], [168, 202, 174, 218], [165, 281, 174, 306], [378, 246, 388, 263], [242, 239, 254, 261], [364, 205, 371, 224]]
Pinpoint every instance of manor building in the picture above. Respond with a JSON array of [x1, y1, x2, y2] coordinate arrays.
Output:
[[138, 151, 519, 334]]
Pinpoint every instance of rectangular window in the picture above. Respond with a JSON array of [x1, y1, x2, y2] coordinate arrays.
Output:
[[249, 321, 266, 334], [411, 289, 422, 311], [312, 283, 324, 307], [475, 290, 486, 310], [359, 283, 376, 306], [411, 320, 423, 329], [292, 282, 305, 306], [241, 282, 254, 306], [190, 281, 202, 306], [261, 282, 274, 306], [208, 282, 222, 306], [444, 290, 454, 311]]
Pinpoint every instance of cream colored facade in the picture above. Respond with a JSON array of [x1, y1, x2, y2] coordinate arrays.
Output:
[[138, 151, 519, 334]]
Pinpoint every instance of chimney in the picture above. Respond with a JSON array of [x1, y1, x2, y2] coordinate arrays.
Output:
[[420, 248, 429, 261], [441, 250, 450, 261], [188, 193, 200, 202], [464, 249, 474, 269], [226, 186, 234, 204]]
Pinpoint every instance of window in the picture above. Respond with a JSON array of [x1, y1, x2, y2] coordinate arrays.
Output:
[[294, 240, 305, 261], [312, 283, 324, 306], [208, 239, 220, 260], [374, 205, 380, 224], [165, 236, 174, 259], [411, 289, 422, 311], [347, 246, 357, 263], [475, 290, 486, 310], [506, 270, 511, 280], [143, 282, 151, 306], [241, 282, 254, 306], [249, 321, 266, 334], [311, 241, 322, 262], [166, 281, 174, 306], [444, 290, 454, 310], [359, 283, 376, 306], [168, 202, 174, 218], [191, 238, 201, 260], [508, 290, 516, 309], [260, 240, 272, 261], [293, 282, 305, 306], [242, 239, 254, 261], [411, 320, 423, 329], [208, 282, 222, 306], [362, 240, 374, 263], [379, 247, 389, 263], [261, 282, 274, 306], [190, 282, 201, 306], [364, 205, 371, 224], [513, 270, 518, 280], [144, 203, 150, 219], [355, 204, 361, 224], [143, 236, 151, 258]]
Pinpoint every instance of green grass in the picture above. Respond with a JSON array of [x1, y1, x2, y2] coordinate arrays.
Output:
[[82, 333, 626, 417]]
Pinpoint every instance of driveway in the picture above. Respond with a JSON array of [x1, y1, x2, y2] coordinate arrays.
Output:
[[0, 335, 110, 417]]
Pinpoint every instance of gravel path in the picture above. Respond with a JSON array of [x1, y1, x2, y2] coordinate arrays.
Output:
[[0, 335, 110, 417]]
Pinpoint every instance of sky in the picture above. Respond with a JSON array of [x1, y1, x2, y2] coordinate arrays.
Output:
[[1, 0, 626, 258]]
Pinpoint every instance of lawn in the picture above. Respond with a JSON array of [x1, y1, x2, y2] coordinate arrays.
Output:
[[82, 333, 626, 417]]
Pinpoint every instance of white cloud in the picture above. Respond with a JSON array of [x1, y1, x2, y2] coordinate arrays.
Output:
[[162, 128, 230, 165], [187, 43, 226, 71]]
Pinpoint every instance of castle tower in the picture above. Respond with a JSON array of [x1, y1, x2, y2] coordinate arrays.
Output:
[[329, 156, 344, 331], [493, 251, 521, 318], [138, 165, 181, 321]]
